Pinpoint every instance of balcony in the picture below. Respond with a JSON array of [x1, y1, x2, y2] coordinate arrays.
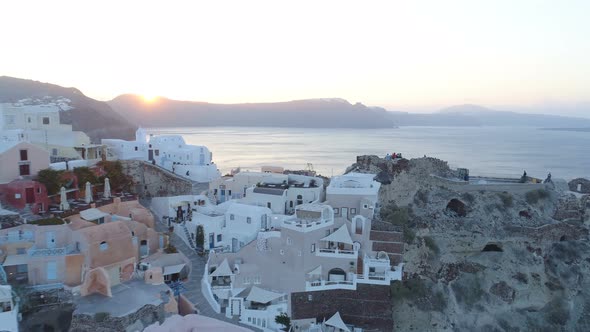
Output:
[[305, 279, 356, 291], [316, 248, 358, 259], [27, 244, 79, 257], [0, 233, 34, 244]]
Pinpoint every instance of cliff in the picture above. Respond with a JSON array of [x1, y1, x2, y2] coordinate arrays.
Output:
[[348, 155, 590, 331], [0, 76, 136, 142]]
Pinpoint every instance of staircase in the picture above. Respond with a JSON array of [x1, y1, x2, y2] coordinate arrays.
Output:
[[181, 224, 197, 250]]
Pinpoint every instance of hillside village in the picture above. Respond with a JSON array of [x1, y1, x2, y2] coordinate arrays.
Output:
[[1, 99, 589, 332]]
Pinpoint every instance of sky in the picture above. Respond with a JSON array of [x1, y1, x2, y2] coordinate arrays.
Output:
[[1, 0, 589, 116]]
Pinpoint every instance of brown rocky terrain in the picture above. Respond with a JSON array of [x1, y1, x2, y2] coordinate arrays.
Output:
[[347, 155, 590, 331]]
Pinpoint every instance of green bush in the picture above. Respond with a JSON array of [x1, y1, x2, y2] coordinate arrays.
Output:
[[526, 189, 550, 204], [391, 278, 428, 302], [497, 192, 514, 208], [275, 312, 291, 331], [28, 218, 65, 226], [423, 236, 439, 254], [73, 167, 98, 188], [98, 160, 133, 191], [36, 169, 66, 195]]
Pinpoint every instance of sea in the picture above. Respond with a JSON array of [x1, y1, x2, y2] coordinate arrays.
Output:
[[146, 126, 590, 180]]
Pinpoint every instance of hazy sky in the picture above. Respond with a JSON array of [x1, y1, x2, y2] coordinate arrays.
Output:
[[1, 0, 589, 116]]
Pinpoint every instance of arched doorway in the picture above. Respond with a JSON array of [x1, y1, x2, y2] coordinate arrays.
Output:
[[328, 268, 346, 282]]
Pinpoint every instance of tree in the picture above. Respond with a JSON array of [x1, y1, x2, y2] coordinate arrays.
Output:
[[98, 160, 132, 191], [73, 167, 98, 188], [275, 312, 291, 331], [196, 225, 205, 249], [36, 168, 65, 195]]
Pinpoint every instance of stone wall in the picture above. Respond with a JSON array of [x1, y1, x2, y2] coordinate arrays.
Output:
[[121, 160, 193, 198], [0, 213, 21, 228], [70, 303, 166, 332], [569, 178, 590, 194], [291, 284, 393, 331]]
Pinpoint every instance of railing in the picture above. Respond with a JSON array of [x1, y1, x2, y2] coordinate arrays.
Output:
[[27, 283, 64, 291], [306, 279, 357, 291], [0, 233, 34, 244], [28, 246, 67, 257], [316, 248, 358, 258]]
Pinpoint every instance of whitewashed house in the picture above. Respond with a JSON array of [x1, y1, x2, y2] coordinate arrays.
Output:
[[326, 173, 381, 221], [210, 169, 324, 214], [102, 128, 220, 183], [0, 100, 100, 162], [0, 284, 19, 332]]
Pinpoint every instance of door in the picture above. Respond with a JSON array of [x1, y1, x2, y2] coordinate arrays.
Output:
[[108, 266, 121, 286], [25, 188, 35, 204], [341, 207, 349, 220], [230, 299, 241, 316], [46, 231, 56, 248], [148, 149, 154, 161], [46, 261, 57, 281], [232, 238, 238, 252], [209, 233, 215, 249]]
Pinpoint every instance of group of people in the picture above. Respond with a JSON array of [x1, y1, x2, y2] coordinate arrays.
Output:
[[520, 170, 553, 184], [385, 152, 402, 161]]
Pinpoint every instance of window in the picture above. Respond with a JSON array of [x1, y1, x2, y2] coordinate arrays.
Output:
[[52, 148, 58, 156], [27, 117, 31, 123], [47, 261, 57, 280], [280, 249, 284, 255], [334, 208, 340, 215], [287, 237, 292, 245], [99, 241, 108, 251], [297, 194, 303, 205], [311, 244, 316, 253], [351, 208, 357, 215], [19, 149, 28, 161], [228, 190, 232, 196], [42, 117, 50, 125], [289, 201, 293, 208], [217, 234, 222, 242], [230, 214, 235, 221], [19, 164, 30, 176], [155, 149, 159, 156], [363, 204, 368, 209], [267, 202, 271, 209], [326, 229, 331, 236], [246, 217, 251, 224], [134, 146, 138, 151], [308, 294, 313, 301], [16, 248, 26, 255]]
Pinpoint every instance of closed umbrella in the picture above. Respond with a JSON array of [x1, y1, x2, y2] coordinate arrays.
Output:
[[85, 182, 93, 203], [103, 178, 111, 198], [60, 187, 70, 210]]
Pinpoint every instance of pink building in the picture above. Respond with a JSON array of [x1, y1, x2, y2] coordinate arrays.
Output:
[[0, 180, 50, 214], [0, 141, 49, 184]]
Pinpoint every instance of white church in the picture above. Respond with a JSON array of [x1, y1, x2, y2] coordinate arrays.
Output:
[[102, 128, 221, 183]]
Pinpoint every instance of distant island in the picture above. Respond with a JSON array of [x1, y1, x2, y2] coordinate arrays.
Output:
[[540, 127, 590, 132]]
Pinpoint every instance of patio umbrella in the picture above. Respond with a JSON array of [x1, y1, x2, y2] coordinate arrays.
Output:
[[59, 187, 70, 210], [85, 182, 93, 203], [103, 178, 111, 198]]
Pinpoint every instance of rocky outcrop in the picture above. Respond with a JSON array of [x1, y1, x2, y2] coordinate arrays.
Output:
[[569, 178, 590, 194], [355, 155, 590, 331], [70, 303, 166, 332]]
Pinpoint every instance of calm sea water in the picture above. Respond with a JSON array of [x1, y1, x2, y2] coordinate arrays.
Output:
[[146, 127, 589, 180]]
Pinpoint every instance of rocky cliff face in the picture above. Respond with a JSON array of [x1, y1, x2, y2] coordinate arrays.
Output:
[[348, 155, 590, 331]]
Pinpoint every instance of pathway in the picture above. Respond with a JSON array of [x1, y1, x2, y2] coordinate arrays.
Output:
[[146, 200, 261, 331]]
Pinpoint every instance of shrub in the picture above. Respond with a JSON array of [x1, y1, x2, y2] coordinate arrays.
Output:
[[275, 312, 291, 331], [73, 167, 98, 188], [391, 278, 428, 302], [526, 189, 550, 204], [196, 225, 205, 249], [28, 218, 65, 226], [381, 202, 415, 243], [497, 192, 514, 208], [423, 236, 439, 254], [164, 245, 178, 254], [36, 168, 66, 195], [98, 160, 132, 191]]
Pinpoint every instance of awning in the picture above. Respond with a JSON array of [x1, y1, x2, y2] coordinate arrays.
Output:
[[307, 265, 322, 276], [246, 286, 284, 304], [2, 254, 29, 266], [325, 312, 351, 332], [209, 259, 234, 277], [321, 225, 353, 245], [163, 263, 186, 275], [80, 208, 109, 221]]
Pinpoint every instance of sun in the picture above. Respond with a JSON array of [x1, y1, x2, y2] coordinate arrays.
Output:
[[141, 94, 159, 103]]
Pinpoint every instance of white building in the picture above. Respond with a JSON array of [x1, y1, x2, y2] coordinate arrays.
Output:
[[0, 284, 19, 332], [210, 170, 324, 214], [326, 173, 381, 221], [0, 101, 97, 161], [102, 128, 220, 183]]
